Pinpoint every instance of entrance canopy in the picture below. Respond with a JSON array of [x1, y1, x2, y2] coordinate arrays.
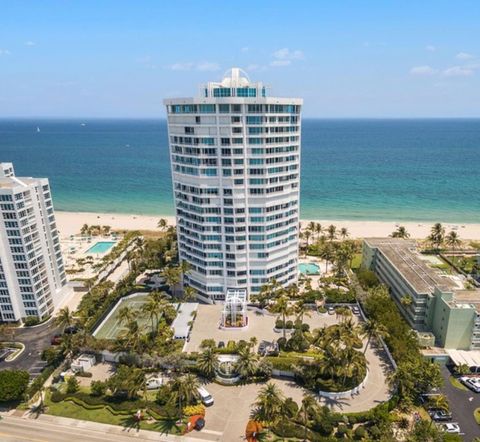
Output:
[[446, 349, 480, 370]]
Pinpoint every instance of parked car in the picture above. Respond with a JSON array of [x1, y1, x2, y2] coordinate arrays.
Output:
[[460, 376, 480, 393], [197, 386, 214, 406], [50, 334, 63, 345], [217, 341, 225, 349], [257, 342, 266, 356], [352, 306, 360, 315], [429, 409, 452, 421], [440, 423, 460, 434], [146, 377, 164, 390], [0, 348, 11, 362]]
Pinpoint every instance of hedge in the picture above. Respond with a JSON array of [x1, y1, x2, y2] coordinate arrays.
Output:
[[50, 391, 175, 418], [266, 356, 299, 371]]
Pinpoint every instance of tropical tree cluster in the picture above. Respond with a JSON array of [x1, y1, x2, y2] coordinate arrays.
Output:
[[80, 224, 112, 236]]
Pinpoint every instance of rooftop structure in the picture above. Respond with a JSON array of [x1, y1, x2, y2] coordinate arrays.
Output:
[[164, 68, 302, 303]]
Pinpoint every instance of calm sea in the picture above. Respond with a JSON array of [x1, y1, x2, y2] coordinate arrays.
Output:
[[0, 118, 479, 223]]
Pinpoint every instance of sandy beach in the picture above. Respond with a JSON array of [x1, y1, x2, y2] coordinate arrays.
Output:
[[55, 211, 480, 240]]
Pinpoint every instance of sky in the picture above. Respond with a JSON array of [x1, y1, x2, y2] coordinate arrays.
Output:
[[1, 1, 479, 118]]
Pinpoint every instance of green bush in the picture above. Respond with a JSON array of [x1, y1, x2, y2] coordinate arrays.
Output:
[[356, 269, 379, 289], [66, 376, 80, 394], [336, 423, 348, 438], [283, 397, 299, 418], [318, 306, 327, 314], [275, 319, 284, 329], [200, 339, 216, 349], [75, 371, 93, 378], [354, 425, 366, 439], [226, 340, 236, 351], [22, 316, 40, 326], [324, 288, 356, 303], [286, 320, 294, 329], [90, 380, 107, 397], [266, 355, 297, 371], [0, 370, 30, 402]]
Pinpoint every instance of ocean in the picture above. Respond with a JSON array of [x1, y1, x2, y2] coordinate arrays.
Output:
[[0, 118, 479, 223]]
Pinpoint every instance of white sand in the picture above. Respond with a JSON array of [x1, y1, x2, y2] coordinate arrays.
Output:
[[55, 211, 480, 240]]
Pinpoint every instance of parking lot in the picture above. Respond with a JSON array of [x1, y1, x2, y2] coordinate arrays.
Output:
[[439, 365, 480, 440]]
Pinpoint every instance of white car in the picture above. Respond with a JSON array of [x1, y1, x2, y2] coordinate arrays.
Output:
[[197, 386, 214, 406], [440, 423, 460, 434], [460, 376, 480, 393], [146, 377, 164, 390]]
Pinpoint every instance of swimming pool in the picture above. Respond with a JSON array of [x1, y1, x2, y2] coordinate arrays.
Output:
[[299, 262, 320, 275], [86, 241, 116, 254]]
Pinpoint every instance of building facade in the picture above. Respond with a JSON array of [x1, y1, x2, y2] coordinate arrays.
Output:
[[164, 68, 302, 302], [0, 163, 67, 322], [363, 238, 480, 350]]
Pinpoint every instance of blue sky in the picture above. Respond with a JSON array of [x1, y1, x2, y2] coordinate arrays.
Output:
[[1, 1, 479, 118]]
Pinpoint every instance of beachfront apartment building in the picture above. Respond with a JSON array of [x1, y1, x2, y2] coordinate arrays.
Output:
[[363, 237, 480, 350], [164, 68, 302, 302], [0, 162, 67, 322]]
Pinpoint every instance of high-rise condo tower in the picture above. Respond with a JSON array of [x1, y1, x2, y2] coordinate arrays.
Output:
[[164, 68, 302, 303], [0, 163, 67, 322]]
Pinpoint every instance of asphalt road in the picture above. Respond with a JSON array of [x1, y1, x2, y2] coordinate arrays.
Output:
[[0, 320, 59, 378], [440, 365, 480, 442]]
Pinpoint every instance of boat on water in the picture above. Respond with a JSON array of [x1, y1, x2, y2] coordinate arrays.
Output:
[[36, 126, 40, 133], [80, 123, 86, 126]]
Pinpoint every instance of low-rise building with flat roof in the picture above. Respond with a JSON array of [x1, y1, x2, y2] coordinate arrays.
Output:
[[363, 238, 480, 350]]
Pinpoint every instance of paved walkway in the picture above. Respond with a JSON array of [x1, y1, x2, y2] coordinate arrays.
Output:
[[0, 414, 213, 442]]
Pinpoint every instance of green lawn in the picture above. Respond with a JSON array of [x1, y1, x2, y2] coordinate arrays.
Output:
[[45, 393, 183, 435], [474, 408, 480, 425], [449, 376, 469, 391], [350, 254, 362, 270]]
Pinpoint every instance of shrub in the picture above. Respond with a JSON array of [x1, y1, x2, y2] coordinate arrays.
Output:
[[283, 397, 299, 418], [356, 269, 379, 289], [336, 423, 348, 438], [285, 320, 294, 329], [75, 371, 93, 378], [318, 306, 327, 314], [301, 323, 310, 333], [90, 380, 107, 397], [354, 425, 366, 439], [200, 339, 216, 349], [66, 376, 80, 394], [275, 319, 284, 329], [0, 369, 30, 402], [276, 337, 287, 350], [183, 404, 205, 416], [22, 316, 40, 326], [266, 355, 297, 371], [156, 385, 171, 405], [226, 340, 236, 351]]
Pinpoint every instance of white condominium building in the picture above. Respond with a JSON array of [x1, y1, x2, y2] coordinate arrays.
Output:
[[0, 163, 67, 322], [164, 68, 302, 302]]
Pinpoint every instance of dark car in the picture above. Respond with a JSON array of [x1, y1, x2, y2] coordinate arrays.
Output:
[[64, 325, 78, 335], [51, 334, 63, 345], [194, 417, 205, 431], [257, 342, 266, 356], [217, 341, 225, 349], [430, 410, 452, 421]]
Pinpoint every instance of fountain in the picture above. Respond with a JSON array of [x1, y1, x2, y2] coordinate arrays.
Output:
[[215, 354, 241, 385]]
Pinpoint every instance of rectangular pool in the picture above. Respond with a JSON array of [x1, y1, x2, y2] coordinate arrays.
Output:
[[86, 241, 116, 254]]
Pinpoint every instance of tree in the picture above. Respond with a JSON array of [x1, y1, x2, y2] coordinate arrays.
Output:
[[107, 365, 145, 400], [454, 363, 470, 376], [117, 306, 135, 326], [428, 394, 449, 412], [315, 223, 323, 240], [299, 393, 318, 441], [90, 380, 107, 396], [252, 382, 285, 424], [339, 227, 349, 240], [55, 307, 75, 331], [428, 223, 445, 251], [162, 266, 181, 298], [361, 318, 389, 354], [183, 285, 197, 302], [304, 229, 312, 249], [445, 231, 461, 255], [391, 226, 410, 239], [141, 296, 163, 336], [197, 348, 219, 380], [0, 370, 30, 402], [234, 347, 259, 379], [157, 218, 168, 231], [168, 374, 200, 419], [271, 294, 294, 340], [294, 298, 312, 323], [66, 376, 79, 394], [327, 225, 337, 241]]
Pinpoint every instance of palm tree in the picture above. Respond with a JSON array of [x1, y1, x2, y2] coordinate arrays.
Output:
[[315, 223, 323, 240], [141, 296, 162, 336], [299, 393, 317, 441], [327, 225, 337, 241], [234, 347, 259, 379], [428, 394, 449, 412], [169, 374, 200, 419], [428, 223, 445, 251], [360, 318, 389, 355], [157, 218, 168, 231], [340, 227, 349, 240], [197, 348, 219, 380], [55, 307, 75, 331], [294, 299, 311, 323], [391, 226, 410, 239], [304, 230, 312, 249], [307, 221, 316, 235], [117, 306, 135, 326], [183, 285, 197, 302], [162, 266, 181, 298], [446, 231, 462, 257], [271, 294, 294, 339], [252, 382, 285, 424]]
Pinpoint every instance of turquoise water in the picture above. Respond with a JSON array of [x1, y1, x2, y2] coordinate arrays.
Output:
[[86, 241, 116, 254], [0, 118, 479, 223], [299, 263, 320, 275]]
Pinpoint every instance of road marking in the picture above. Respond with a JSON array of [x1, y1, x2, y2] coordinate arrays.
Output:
[[0, 430, 49, 442], [202, 429, 223, 435]]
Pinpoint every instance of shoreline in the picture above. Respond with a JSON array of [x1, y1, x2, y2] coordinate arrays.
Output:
[[55, 210, 480, 240]]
